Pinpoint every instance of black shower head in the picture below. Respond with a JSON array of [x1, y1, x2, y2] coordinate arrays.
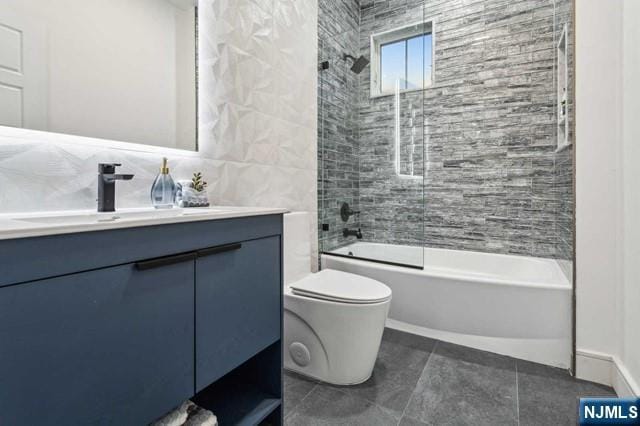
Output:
[[351, 56, 370, 74], [343, 53, 370, 74]]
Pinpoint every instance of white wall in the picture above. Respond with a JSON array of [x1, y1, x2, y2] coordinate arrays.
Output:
[[575, 0, 639, 396], [575, 0, 622, 378], [0, 0, 318, 260], [621, 0, 640, 396], [4, 0, 196, 149]]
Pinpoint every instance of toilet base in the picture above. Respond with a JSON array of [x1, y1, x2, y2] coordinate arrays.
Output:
[[284, 288, 390, 386], [284, 367, 373, 386]]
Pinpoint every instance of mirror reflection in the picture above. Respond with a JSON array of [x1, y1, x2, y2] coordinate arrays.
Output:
[[0, 0, 198, 151]]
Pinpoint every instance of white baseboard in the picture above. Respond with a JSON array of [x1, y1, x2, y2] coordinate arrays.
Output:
[[576, 350, 613, 385], [612, 358, 640, 397], [576, 349, 640, 396]]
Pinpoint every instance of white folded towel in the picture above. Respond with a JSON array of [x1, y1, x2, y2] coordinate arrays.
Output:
[[150, 401, 194, 426], [183, 405, 218, 426], [149, 400, 217, 426]]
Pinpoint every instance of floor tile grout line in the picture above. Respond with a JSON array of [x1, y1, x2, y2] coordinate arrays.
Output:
[[329, 380, 396, 419], [396, 339, 440, 426], [304, 377, 401, 423], [299, 383, 318, 405], [290, 382, 318, 419], [515, 360, 520, 426], [284, 376, 318, 420]]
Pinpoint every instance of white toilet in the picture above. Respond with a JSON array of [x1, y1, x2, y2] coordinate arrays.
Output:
[[283, 212, 392, 385]]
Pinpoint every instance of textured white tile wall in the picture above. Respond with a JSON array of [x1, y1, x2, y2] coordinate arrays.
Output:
[[0, 0, 318, 260]]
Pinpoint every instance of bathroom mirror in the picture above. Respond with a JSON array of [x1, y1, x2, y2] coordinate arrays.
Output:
[[0, 0, 198, 151]]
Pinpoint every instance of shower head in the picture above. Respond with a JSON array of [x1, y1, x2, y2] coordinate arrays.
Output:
[[343, 53, 370, 74]]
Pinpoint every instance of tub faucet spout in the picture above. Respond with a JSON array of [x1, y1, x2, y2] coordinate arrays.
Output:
[[343, 228, 363, 239]]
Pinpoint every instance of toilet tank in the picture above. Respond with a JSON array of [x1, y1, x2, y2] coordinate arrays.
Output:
[[283, 212, 311, 285]]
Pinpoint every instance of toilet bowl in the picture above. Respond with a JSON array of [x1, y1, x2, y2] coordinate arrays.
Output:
[[283, 212, 391, 385]]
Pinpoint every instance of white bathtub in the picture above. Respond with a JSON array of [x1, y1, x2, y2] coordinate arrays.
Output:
[[322, 242, 572, 368]]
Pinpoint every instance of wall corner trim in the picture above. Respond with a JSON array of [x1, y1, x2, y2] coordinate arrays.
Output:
[[576, 349, 640, 397]]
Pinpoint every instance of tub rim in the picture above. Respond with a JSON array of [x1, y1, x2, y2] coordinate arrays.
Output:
[[321, 250, 571, 292]]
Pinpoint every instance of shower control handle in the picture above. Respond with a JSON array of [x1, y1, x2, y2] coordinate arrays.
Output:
[[340, 202, 360, 222]]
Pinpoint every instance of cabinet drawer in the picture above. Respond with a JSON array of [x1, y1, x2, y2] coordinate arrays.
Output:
[[0, 214, 282, 288], [0, 261, 195, 426], [195, 236, 281, 392]]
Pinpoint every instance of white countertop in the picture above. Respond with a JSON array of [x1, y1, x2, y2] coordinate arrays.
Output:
[[0, 206, 288, 241]]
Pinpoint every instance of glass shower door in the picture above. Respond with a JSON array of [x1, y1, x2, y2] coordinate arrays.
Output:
[[317, 29, 362, 259], [317, 1, 427, 269]]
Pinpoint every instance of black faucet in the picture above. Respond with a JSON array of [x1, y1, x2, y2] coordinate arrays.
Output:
[[343, 228, 363, 239], [97, 163, 134, 212]]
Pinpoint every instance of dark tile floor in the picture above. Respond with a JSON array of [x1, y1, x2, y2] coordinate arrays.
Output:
[[284, 328, 616, 426]]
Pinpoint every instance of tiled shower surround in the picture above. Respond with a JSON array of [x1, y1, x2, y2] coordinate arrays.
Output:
[[319, 0, 574, 261]]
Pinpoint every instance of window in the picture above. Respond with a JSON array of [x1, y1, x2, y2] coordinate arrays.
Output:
[[371, 22, 434, 97]]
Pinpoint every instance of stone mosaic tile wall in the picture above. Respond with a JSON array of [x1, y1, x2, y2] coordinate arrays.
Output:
[[319, 0, 574, 261]]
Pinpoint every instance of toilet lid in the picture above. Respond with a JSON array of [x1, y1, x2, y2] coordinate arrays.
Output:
[[289, 269, 392, 304]]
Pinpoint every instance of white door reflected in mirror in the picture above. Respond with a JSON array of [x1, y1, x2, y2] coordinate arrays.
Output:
[[0, 0, 198, 151]]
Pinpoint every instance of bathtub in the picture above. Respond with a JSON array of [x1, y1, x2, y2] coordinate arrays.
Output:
[[322, 242, 572, 368]]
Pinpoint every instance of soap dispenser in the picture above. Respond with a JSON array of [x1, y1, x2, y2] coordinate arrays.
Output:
[[150, 157, 176, 209]]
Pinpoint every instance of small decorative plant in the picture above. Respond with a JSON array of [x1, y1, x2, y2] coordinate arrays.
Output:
[[191, 172, 207, 193]]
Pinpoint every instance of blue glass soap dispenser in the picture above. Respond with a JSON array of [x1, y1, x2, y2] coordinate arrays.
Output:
[[150, 157, 176, 209]]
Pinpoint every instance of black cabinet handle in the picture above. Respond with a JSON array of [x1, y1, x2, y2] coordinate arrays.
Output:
[[198, 243, 242, 258], [134, 242, 242, 270], [135, 252, 197, 271]]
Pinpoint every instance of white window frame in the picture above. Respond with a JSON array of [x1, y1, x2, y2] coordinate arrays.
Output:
[[370, 20, 435, 98]]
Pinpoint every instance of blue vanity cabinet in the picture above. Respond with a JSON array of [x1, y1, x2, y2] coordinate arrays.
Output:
[[0, 259, 195, 426], [0, 214, 284, 425], [195, 236, 282, 392]]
